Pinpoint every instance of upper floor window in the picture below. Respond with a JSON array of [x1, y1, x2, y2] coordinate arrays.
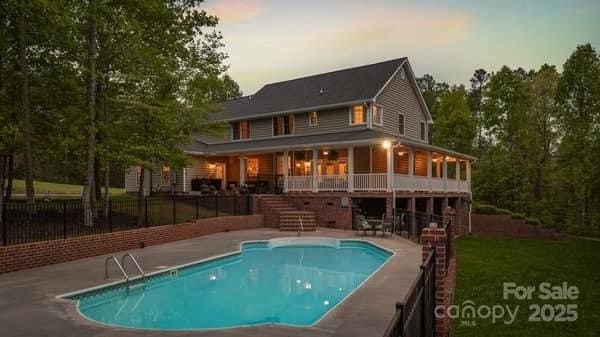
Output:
[[372, 104, 383, 126], [309, 111, 318, 126], [273, 114, 294, 136], [232, 121, 250, 140], [350, 104, 366, 125], [420, 121, 426, 141], [399, 114, 405, 135]]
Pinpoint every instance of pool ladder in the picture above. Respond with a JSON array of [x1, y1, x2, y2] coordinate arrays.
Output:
[[105, 253, 146, 292], [298, 217, 303, 237]]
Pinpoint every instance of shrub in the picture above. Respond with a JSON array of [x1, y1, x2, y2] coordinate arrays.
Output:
[[525, 217, 542, 225], [511, 213, 526, 220]]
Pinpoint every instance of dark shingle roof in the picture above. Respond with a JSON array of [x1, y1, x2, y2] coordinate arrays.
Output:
[[220, 58, 407, 120]]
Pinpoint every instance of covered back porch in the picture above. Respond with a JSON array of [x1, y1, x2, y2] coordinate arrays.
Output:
[[183, 141, 472, 194]]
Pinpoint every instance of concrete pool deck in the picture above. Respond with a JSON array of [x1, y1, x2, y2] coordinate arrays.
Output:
[[0, 228, 422, 337]]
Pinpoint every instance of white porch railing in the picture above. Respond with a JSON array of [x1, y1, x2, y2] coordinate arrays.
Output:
[[354, 173, 387, 191], [286, 176, 312, 191], [318, 175, 348, 191], [430, 178, 444, 191], [284, 174, 470, 193], [414, 176, 430, 191]]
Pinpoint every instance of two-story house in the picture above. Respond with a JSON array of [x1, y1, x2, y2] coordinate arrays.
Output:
[[125, 58, 475, 231]]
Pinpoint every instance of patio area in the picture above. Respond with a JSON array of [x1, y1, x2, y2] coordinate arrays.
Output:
[[0, 228, 421, 337]]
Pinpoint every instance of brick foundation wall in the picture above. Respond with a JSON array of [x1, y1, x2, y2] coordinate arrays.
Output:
[[0, 215, 264, 274], [282, 193, 353, 229], [471, 214, 564, 240]]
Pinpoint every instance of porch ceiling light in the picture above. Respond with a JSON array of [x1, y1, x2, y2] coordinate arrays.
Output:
[[209, 163, 216, 169], [398, 151, 405, 156], [323, 150, 329, 155], [382, 140, 391, 149]]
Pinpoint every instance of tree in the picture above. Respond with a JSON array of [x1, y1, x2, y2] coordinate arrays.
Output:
[[416, 74, 449, 119], [431, 85, 476, 154], [468, 69, 490, 153], [556, 44, 600, 232]]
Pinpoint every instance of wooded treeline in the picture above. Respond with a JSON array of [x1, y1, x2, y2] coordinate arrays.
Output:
[[0, 1, 239, 222], [418, 44, 600, 236]]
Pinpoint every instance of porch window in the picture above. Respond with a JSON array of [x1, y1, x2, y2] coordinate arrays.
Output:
[[350, 104, 366, 125], [372, 104, 383, 126], [273, 115, 294, 136], [398, 114, 405, 135], [161, 166, 170, 186], [247, 158, 259, 179], [309, 111, 318, 126], [232, 121, 250, 140]]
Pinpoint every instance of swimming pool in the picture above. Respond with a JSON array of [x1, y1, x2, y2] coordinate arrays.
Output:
[[62, 238, 393, 330]]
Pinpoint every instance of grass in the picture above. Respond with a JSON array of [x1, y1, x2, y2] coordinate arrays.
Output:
[[10, 179, 125, 197], [453, 236, 600, 336]]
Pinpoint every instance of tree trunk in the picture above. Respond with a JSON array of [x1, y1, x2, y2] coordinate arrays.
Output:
[[82, 3, 98, 226], [5, 154, 14, 201], [94, 155, 101, 200], [18, 5, 35, 206], [137, 168, 145, 227], [0, 155, 5, 232]]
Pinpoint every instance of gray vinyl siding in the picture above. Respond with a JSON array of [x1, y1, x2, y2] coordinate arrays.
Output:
[[250, 118, 273, 138], [294, 107, 366, 135], [124, 166, 184, 193], [195, 132, 229, 144], [373, 66, 429, 143]]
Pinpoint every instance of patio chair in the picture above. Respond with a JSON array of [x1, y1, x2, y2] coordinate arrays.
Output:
[[372, 213, 392, 237], [354, 214, 371, 236]]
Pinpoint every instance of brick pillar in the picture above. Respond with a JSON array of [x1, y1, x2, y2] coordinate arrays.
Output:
[[443, 206, 457, 247], [421, 227, 449, 337], [386, 196, 394, 222]]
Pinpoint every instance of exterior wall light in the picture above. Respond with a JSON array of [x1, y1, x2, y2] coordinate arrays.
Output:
[[382, 140, 391, 149]]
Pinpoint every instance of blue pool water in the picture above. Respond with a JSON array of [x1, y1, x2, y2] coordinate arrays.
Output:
[[66, 239, 392, 330]]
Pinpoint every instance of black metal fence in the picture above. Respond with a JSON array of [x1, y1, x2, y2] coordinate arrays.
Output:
[[383, 249, 436, 337], [0, 195, 251, 246], [394, 209, 444, 240]]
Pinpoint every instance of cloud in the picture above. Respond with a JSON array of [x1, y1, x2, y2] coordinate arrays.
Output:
[[313, 7, 474, 50], [202, 0, 266, 23]]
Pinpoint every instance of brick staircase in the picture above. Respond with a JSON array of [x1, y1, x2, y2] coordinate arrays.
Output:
[[259, 195, 317, 231]]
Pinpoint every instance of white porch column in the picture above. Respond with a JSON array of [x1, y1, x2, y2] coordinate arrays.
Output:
[[443, 156, 448, 191], [426, 151, 432, 192], [386, 145, 393, 192], [283, 150, 289, 193], [348, 146, 354, 192], [182, 168, 187, 192], [466, 160, 471, 182], [239, 156, 245, 186], [312, 148, 318, 193], [408, 147, 415, 191]]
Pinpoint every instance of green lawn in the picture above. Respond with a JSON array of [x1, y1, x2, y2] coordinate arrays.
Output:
[[454, 236, 600, 336], [10, 179, 125, 197]]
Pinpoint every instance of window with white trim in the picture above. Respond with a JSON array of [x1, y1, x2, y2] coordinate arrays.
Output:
[[273, 114, 294, 136], [232, 121, 250, 140], [350, 104, 366, 125], [372, 104, 383, 126], [398, 114, 405, 135], [161, 166, 171, 186], [420, 121, 426, 141], [309, 111, 318, 126]]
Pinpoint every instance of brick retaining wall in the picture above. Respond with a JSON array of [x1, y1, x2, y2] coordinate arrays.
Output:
[[0, 215, 264, 274], [472, 214, 564, 240]]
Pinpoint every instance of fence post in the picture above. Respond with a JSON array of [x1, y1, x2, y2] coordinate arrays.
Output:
[[215, 194, 218, 217], [172, 197, 176, 225], [247, 194, 251, 215], [195, 198, 199, 220], [63, 202, 67, 239], [108, 200, 113, 233], [144, 198, 148, 228], [1, 203, 6, 246]]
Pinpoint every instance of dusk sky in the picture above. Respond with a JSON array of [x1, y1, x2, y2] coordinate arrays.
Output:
[[201, 0, 600, 94]]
